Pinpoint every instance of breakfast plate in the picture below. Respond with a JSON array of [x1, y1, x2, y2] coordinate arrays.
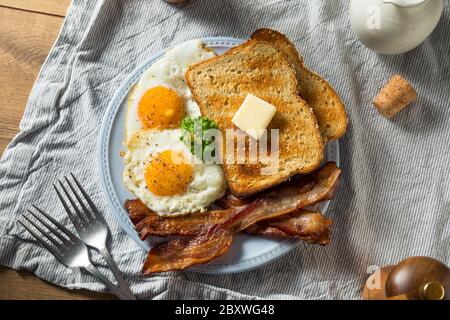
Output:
[[98, 37, 339, 274]]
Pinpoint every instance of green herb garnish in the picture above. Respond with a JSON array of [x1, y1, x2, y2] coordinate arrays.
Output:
[[180, 116, 218, 159]]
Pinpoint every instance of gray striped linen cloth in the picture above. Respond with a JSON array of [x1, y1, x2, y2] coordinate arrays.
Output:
[[1, 0, 449, 300]]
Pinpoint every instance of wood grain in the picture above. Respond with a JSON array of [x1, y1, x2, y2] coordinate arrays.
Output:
[[0, 0, 71, 17], [0, 268, 114, 300], [0, 0, 114, 300], [0, 6, 63, 154], [363, 258, 450, 300], [362, 266, 394, 300]]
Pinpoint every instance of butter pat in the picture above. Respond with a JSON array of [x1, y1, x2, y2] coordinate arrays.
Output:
[[231, 94, 277, 140]]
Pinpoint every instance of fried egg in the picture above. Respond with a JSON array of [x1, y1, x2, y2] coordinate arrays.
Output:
[[125, 39, 216, 143], [123, 129, 226, 216], [123, 40, 225, 216]]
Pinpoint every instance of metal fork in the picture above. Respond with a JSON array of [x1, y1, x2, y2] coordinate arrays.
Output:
[[18, 206, 133, 300], [53, 174, 134, 299]]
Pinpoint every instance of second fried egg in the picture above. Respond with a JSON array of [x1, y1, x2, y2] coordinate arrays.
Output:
[[123, 129, 226, 216]]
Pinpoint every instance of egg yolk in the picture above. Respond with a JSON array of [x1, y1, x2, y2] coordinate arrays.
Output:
[[144, 150, 193, 196], [138, 86, 184, 129]]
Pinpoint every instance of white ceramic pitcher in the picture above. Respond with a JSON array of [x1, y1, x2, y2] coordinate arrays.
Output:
[[349, 0, 444, 54]]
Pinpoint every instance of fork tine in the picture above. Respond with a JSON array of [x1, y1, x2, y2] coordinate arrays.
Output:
[[64, 176, 92, 220], [58, 180, 86, 219], [53, 183, 86, 227], [28, 209, 69, 245], [22, 215, 64, 251], [32, 204, 78, 242], [69, 173, 103, 221], [18, 220, 63, 261]]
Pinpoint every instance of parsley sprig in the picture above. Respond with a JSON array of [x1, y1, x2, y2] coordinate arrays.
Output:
[[180, 116, 218, 159]]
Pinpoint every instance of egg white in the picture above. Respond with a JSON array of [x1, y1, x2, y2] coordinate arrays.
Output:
[[125, 39, 216, 144], [123, 129, 226, 216]]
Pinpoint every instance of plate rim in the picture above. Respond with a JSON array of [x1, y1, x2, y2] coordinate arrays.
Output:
[[97, 36, 340, 275]]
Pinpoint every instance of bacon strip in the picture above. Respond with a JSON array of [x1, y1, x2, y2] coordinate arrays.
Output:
[[245, 210, 332, 245], [125, 199, 331, 244], [214, 194, 253, 209], [142, 162, 341, 274], [125, 199, 230, 239]]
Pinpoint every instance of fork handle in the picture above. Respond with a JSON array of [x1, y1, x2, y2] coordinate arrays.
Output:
[[85, 264, 136, 300], [99, 246, 135, 298]]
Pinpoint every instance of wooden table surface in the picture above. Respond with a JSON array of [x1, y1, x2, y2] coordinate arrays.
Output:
[[0, 0, 114, 300]]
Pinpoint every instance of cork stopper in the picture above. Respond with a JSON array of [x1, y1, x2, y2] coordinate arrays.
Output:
[[373, 75, 417, 119]]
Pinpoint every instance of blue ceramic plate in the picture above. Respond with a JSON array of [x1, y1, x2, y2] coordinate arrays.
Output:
[[98, 37, 340, 274]]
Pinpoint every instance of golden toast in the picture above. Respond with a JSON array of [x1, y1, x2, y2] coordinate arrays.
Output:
[[186, 40, 324, 197], [251, 29, 347, 142]]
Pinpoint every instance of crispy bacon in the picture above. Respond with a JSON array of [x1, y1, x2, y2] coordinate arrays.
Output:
[[245, 210, 332, 245], [214, 194, 253, 209], [142, 162, 341, 274], [125, 200, 232, 239], [125, 199, 331, 244]]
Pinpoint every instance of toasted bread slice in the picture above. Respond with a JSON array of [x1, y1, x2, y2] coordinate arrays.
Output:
[[251, 29, 347, 142], [186, 40, 323, 197]]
